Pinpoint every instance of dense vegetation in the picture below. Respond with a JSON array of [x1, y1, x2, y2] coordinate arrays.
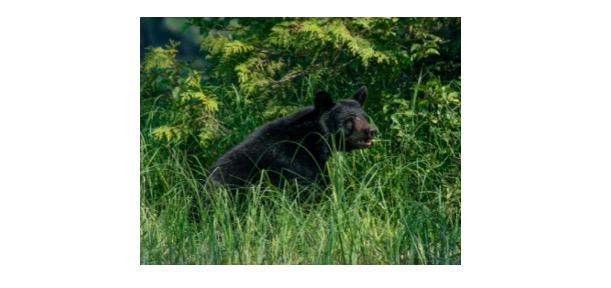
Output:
[[140, 17, 461, 264]]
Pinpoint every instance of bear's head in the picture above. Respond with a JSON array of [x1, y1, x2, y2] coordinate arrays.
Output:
[[315, 86, 378, 151]]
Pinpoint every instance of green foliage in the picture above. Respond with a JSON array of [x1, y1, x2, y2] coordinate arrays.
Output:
[[384, 71, 461, 211], [140, 40, 219, 146], [185, 17, 460, 97]]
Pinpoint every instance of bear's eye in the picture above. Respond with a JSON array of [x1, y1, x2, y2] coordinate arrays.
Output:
[[344, 116, 355, 130]]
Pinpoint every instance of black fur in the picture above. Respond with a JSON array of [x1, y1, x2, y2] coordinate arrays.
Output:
[[208, 86, 377, 190]]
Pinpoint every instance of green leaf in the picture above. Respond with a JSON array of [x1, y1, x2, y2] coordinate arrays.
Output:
[[151, 125, 183, 142], [426, 48, 440, 56]]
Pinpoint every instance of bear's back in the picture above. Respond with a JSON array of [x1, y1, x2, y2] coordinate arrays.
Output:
[[208, 106, 327, 188]]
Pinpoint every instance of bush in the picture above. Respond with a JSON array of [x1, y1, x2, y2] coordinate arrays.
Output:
[[140, 40, 220, 148]]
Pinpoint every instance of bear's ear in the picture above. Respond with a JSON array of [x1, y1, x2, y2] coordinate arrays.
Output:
[[315, 91, 334, 112], [351, 86, 367, 107]]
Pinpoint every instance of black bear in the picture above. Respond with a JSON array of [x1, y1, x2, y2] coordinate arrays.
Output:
[[208, 86, 377, 190]]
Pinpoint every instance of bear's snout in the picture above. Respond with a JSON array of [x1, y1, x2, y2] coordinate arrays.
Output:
[[368, 127, 378, 138]]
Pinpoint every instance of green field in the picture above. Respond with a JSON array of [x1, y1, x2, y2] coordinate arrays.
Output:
[[140, 17, 461, 265]]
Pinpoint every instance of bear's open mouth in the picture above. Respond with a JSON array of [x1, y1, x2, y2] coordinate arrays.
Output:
[[355, 138, 373, 148]]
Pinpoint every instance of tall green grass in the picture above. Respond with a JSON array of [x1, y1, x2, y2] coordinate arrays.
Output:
[[140, 83, 460, 265]]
